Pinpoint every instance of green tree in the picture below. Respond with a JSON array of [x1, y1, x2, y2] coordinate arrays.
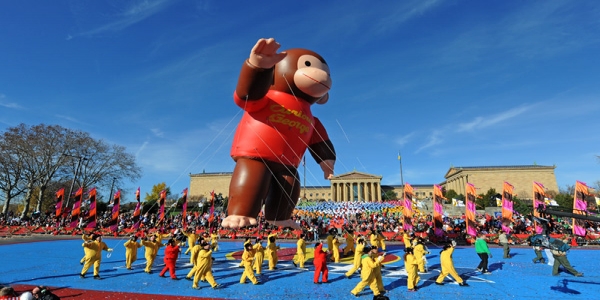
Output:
[[383, 190, 397, 201], [443, 189, 458, 203], [144, 182, 171, 202]]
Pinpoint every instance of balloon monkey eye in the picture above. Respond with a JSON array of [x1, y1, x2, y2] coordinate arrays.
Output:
[[304, 61, 312, 67]]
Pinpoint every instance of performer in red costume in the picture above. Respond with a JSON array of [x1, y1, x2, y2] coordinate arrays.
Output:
[[313, 241, 329, 284], [222, 38, 336, 229], [159, 238, 180, 279]]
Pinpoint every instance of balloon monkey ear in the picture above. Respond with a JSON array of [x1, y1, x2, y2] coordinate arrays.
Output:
[[316, 94, 329, 105]]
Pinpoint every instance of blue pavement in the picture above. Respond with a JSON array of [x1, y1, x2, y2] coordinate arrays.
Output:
[[1, 238, 598, 299]]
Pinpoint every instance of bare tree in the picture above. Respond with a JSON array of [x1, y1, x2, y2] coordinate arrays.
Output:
[[0, 137, 27, 218], [0, 123, 142, 218]]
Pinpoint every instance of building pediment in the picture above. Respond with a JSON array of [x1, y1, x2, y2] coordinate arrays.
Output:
[[332, 171, 382, 181]]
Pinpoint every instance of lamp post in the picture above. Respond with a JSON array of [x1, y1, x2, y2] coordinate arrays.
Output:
[[64, 154, 87, 210]]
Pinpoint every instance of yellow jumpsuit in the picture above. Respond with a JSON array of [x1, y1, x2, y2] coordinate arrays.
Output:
[[240, 249, 258, 284], [404, 253, 420, 290], [332, 238, 341, 263], [142, 239, 162, 273], [343, 233, 355, 256], [253, 242, 265, 274], [370, 233, 380, 250], [414, 243, 429, 273], [80, 234, 92, 264], [373, 260, 384, 292], [345, 242, 365, 277], [267, 241, 280, 270], [350, 255, 382, 296], [124, 239, 142, 269], [403, 233, 412, 249], [185, 244, 202, 279], [377, 232, 387, 251], [183, 231, 198, 255], [154, 232, 170, 244], [239, 239, 252, 267], [294, 237, 306, 268], [435, 246, 464, 284], [193, 249, 218, 288], [210, 233, 219, 251], [326, 234, 335, 252], [81, 240, 110, 277]]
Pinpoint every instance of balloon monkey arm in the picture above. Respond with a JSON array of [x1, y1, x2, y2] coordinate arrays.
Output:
[[235, 60, 274, 101]]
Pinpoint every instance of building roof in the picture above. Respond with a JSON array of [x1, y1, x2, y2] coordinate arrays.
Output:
[[444, 165, 555, 178]]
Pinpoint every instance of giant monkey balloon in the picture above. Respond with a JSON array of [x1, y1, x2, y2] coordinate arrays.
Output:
[[221, 38, 336, 229]]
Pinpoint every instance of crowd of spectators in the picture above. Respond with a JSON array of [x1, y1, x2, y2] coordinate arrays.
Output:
[[1, 200, 599, 243]]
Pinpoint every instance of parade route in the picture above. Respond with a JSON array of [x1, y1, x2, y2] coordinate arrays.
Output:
[[1, 237, 599, 299]]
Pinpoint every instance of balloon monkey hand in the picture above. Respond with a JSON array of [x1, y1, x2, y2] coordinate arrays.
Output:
[[108, 248, 113, 252], [248, 38, 288, 69], [320, 159, 335, 180]]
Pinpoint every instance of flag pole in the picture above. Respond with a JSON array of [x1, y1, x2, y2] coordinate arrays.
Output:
[[398, 151, 404, 196]]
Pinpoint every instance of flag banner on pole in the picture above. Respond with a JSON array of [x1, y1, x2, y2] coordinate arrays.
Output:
[[501, 181, 514, 233], [109, 190, 121, 232], [465, 183, 477, 237], [182, 188, 188, 227], [532, 181, 547, 234], [69, 187, 83, 228], [159, 190, 166, 222], [402, 183, 414, 231], [132, 187, 141, 229], [208, 190, 215, 224], [55, 188, 64, 220], [85, 188, 97, 229], [573, 181, 591, 237], [433, 184, 445, 237]]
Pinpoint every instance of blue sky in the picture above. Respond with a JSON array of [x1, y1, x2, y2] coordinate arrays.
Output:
[[1, 0, 599, 201]]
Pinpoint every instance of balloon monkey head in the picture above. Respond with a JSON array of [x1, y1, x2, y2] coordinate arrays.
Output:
[[221, 38, 336, 229]]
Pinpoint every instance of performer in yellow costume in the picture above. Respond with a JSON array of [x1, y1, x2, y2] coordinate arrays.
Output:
[[293, 233, 306, 268], [342, 230, 355, 256], [267, 235, 280, 270], [80, 234, 113, 279], [350, 246, 384, 297], [377, 231, 387, 251], [141, 235, 162, 274], [210, 231, 219, 252], [239, 238, 252, 268], [183, 227, 198, 255], [154, 228, 170, 244], [240, 243, 259, 284], [435, 241, 468, 286], [404, 247, 420, 291], [253, 238, 265, 275], [369, 230, 380, 251], [124, 235, 142, 270], [403, 231, 413, 249], [326, 230, 336, 253], [192, 241, 221, 289], [185, 238, 203, 279], [79, 233, 93, 265], [413, 237, 430, 273], [345, 237, 365, 278], [332, 235, 341, 263]]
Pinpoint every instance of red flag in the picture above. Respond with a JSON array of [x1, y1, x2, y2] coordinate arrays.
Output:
[[55, 188, 64, 220], [85, 188, 97, 229], [69, 188, 83, 228], [132, 187, 142, 229], [433, 184, 445, 237], [501, 181, 514, 233], [465, 183, 477, 237], [208, 190, 215, 223], [181, 188, 188, 227], [402, 183, 414, 231], [159, 190, 166, 222], [573, 181, 591, 237], [532, 182, 547, 234], [110, 190, 121, 232]]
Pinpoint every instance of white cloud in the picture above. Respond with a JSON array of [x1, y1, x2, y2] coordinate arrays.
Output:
[[0, 94, 24, 109], [456, 105, 533, 133], [151, 128, 164, 138], [76, 0, 173, 37]]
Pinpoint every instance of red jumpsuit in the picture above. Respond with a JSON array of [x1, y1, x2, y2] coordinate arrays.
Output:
[[159, 244, 180, 279], [313, 243, 329, 283]]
